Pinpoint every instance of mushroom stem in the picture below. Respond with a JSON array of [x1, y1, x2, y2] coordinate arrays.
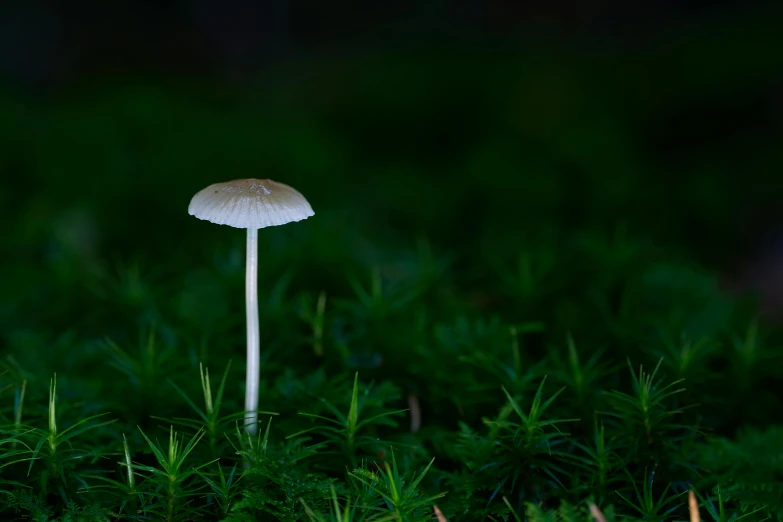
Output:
[[244, 227, 260, 435]]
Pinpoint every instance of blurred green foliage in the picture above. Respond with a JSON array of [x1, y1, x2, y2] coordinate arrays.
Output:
[[1, 12, 783, 520]]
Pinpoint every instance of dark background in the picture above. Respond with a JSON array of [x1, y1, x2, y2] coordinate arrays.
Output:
[[1, 6, 783, 519], [2, 0, 783, 327]]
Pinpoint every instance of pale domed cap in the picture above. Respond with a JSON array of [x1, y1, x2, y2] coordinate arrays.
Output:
[[188, 178, 314, 229]]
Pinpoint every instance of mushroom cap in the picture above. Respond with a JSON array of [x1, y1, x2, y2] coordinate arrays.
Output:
[[188, 178, 314, 229]]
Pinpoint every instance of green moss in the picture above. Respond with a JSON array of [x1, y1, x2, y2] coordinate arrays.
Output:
[[2, 29, 783, 520]]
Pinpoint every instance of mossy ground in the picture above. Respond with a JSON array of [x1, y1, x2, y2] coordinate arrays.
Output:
[[1, 38, 783, 521]]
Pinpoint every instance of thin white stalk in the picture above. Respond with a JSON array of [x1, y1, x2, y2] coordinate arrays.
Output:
[[244, 227, 260, 435]]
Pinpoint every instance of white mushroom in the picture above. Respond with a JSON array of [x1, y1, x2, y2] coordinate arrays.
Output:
[[188, 179, 314, 435]]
